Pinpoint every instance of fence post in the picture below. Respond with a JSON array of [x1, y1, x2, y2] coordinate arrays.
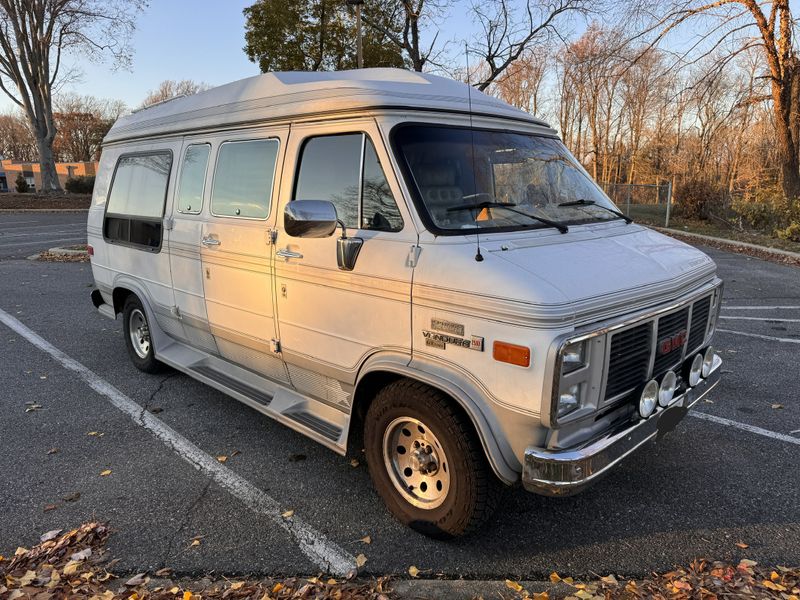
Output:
[[665, 180, 673, 228]]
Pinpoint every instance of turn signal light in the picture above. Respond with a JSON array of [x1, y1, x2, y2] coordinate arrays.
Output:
[[493, 341, 531, 367]]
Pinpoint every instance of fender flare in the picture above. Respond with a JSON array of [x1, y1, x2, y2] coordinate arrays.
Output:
[[109, 276, 171, 356], [356, 352, 520, 485]]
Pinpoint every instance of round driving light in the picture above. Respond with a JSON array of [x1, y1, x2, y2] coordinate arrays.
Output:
[[658, 370, 677, 407], [639, 379, 658, 418], [689, 354, 703, 387], [702, 346, 715, 378]]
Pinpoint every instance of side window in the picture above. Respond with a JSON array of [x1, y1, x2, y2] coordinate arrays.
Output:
[[211, 139, 279, 219], [104, 152, 172, 250], [176, 144, 210, 214], [294, 133, 403, 232]]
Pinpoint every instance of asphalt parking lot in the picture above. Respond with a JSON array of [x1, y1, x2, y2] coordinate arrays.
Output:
[[1, 211, 798, 581]]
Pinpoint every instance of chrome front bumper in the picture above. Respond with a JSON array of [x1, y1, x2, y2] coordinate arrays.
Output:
[[523, 353, 722, 496]]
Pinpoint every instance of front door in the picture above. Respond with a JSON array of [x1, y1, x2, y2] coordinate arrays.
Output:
[[274, 119, 417, 410], [199, 127, 290, 384]]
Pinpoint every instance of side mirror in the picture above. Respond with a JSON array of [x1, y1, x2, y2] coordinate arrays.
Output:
[[284, 200, 338, 238]]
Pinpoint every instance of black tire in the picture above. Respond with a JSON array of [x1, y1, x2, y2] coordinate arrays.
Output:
[[364, 379, 504, 538], [122, 295, 164, 374]]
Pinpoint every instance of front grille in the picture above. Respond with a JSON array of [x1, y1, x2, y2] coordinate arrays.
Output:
[[605, 323, 652, 399], [687, 296, 711, 351], [653, 307, 690, 376]]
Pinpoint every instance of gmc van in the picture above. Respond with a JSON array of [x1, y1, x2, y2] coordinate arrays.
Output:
[[88, 69, 722, 538]]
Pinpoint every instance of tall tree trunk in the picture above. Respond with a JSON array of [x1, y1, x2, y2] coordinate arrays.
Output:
[[36, 134, 59, 192], [774, 72, 800, 202]]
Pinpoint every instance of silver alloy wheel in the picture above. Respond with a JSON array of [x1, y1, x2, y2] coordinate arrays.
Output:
[[128, 308, 151, 359], [383, 416, 451, 509]]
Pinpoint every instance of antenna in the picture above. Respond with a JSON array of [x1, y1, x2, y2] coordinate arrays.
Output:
[[465, 43, 483, 263]]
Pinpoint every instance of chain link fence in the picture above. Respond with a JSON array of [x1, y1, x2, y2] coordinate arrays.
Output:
[[602, 182, 673, 227]]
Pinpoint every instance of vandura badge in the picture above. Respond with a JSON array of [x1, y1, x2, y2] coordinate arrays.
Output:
[[424, 319, 484, 351]]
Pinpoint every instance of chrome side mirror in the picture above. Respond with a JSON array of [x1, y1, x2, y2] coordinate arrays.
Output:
[[284, 200, 338, 238]]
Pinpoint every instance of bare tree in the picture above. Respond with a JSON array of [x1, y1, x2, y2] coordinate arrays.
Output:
[[488, 48, 548, 114], [0, 0, 144, 192], [140, 79, 210, 108], [0, 110, 36, 161], [53, 93, 126, 161]]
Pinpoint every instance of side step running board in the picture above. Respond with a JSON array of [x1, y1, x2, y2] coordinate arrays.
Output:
[[192, 365, 273, 407]]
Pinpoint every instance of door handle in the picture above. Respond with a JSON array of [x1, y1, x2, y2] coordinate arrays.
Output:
[[201, 237, 221, 247], [276, 248, 303, 259]]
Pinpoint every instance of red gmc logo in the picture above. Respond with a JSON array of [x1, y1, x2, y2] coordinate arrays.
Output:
[[658, 329, 687, 355]]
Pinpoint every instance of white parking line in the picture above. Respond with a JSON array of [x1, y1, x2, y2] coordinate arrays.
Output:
[[0, 308, 355, 575], [717, 328, 800, 344], [690, 412, 800, 446], [722, 305, 800, 310], [719, 316, 800, 323]]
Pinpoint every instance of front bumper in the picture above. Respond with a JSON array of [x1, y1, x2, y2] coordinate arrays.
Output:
[[523, 353, 722, 496]]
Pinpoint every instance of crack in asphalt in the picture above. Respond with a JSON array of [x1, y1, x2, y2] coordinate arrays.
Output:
[[159, 478, 213, 567], [143, 372, 179, 415]]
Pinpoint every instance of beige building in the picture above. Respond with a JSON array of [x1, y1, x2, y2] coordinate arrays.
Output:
[[0, 159, 98, 192]]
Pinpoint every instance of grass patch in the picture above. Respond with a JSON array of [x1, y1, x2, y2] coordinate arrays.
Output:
[[0, 192, 91, 210], [665, 218, 800, 254]]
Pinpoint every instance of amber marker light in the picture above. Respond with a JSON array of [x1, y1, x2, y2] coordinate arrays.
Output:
[[493, 341, 531, 367]]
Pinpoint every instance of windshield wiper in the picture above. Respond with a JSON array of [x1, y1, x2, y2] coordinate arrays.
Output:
[[448, 200, 569, 234], [558, 198, 632, 224]]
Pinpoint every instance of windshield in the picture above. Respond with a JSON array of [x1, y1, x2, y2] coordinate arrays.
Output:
[[393, 125, 623, 233]]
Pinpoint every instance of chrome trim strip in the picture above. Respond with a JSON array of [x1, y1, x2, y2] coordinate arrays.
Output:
[[526, 353, 722, 496]]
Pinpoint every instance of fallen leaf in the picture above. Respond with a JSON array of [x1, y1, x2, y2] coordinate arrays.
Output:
[[230, 450, 241, 457], [532, 593, 549, 600], [574, 590, 594, 599], [190, 539, 201, 547], [18, 570, 36, 586], [230, 582, 244, 590], [355, 553, 367, 568], [216, 455, 228, 463], [601, 574, 618, 585], [736, 542, 749, 549], [125, 573, 147, 586], [43, 503, 58, 512], [359, 535, 372, 544], [168, 587, 180, 594], [505, 579, 523, 592], [63, 492, 81, 502], [408, 566, 419, 578], [350, 458, 360, 467], [155, 568, 173, 577], [183, 592, 194, 600], [25, 404, 43, 412], [282, 509, 294, 519], [772, 403, 784, 409], [100, 469, 112, 476], [549, 572, 561, 583], [87, 431, 105, 437], [46, 448, 59, 455], [739, 559, 758, 569], [327, 578, 337, 585], [63, 560, 80, 575], [14, 547, 28, 556], [71, 548, 91, 561], [40, 529, 62, 542], [272, 582, 284, 593]]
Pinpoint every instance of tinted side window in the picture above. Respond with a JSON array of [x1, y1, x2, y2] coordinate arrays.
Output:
[[294, 134, 403, 232], [176, 144, 210, 214], [361, 138, 403, 231], [211, 139, 279, 219], [104, 152, 172, 250], [294, 134, 361, 228]]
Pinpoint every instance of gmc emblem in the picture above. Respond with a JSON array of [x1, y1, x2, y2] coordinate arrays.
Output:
[[658, 329, 687, 355]]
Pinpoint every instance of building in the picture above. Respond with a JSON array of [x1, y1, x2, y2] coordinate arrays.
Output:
[[0, 159, 98, 192]]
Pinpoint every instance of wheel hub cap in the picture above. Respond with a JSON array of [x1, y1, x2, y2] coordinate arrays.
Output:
[[383, 417, 450, 509], [129, 308, 151, 359]]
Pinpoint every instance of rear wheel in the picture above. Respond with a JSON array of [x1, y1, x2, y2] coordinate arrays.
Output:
[[122, 295, 164, 374], [364, 380, 504, 538]]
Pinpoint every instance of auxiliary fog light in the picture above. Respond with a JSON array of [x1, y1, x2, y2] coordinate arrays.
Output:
[[658, 370, 677, 407], [702, 346, 716, 378], [688, 354, 703, 387], [639, 379, 659, 418]]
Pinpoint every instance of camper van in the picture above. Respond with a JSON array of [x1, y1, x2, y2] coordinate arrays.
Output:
[[88, 69, 722, 538]]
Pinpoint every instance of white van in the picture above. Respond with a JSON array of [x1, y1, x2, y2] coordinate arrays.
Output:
[[88, 69, 722, 538]]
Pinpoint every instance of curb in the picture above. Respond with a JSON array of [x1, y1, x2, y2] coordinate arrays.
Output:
[[48, 245, 87, 256], [655, 227, 800, 261], [390, 579, 573, 599]]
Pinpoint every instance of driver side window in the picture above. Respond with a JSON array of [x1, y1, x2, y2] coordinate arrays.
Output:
[[294, 133, 404, 232]]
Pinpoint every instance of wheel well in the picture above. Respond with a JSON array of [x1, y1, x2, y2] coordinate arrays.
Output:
[[112, 287, 134, 315], [348, 371, 484, 462]]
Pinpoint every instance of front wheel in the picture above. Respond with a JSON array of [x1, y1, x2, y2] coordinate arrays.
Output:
[[364, 380, 504, 538], [122, 295, 164, 374]]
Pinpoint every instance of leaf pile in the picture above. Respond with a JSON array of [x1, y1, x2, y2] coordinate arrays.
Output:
[[34, 250, 89, 263], [0, 522, 394, 599]]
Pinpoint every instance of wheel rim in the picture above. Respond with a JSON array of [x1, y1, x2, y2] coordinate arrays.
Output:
[[382, 416, 451, 509], [128, 308, 151, 359]]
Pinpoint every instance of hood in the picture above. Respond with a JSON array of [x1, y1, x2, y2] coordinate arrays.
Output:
[[413, 225, 717, 327]]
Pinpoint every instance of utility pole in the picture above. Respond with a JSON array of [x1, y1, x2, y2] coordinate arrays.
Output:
[[347, 0, 365, 68]]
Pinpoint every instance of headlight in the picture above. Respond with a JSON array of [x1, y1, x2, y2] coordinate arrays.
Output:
[[702, 346, 715, 377], [557, 384, 581, 417], [561, 341, 587, 374], [639, 379, 658, 418]]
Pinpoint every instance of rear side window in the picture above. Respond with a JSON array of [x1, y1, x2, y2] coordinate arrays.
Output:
[[211, 139, 279, 219], [294, 133, 403, 232], [176, 144, 210, 214], [104, 152, 172, 250]]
